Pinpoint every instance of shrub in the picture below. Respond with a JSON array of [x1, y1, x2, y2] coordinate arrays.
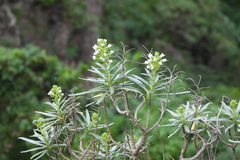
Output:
[[19, 40, 240, 160], [0, 44, 85, 160]]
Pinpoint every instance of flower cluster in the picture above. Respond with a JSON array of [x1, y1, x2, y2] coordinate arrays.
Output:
[[230, 100, 238, 109], [144, 51, 167, 71], [48, 85, 64, 100], [92, 38, 114, 64], [101, 132, 110, 143]]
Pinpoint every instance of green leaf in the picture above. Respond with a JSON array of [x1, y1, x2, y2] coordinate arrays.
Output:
[[96, 92, 108, 104], [18, 137, 44, 146], [127, 76, 148, 94], [85, 109, 91, 126], [20, 146, 45, 153], [89, 132, 102, 140], [35, 111, 56, 117], [30, 150, 48, 160], [229, 139, 240, 144], [109, 86, 114, 94], [88, 66, 106, 79], [82, 77, 106, 84], [131, 74, 149, 85], [44, 102, 58, 110]]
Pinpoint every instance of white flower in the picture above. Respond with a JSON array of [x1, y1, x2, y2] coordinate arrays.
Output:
[[153, 57, 157, 61], [93, 44, 98, 50], [100, 57, 105, 61], [93, 55, 96, 60], [160, 53, 165, 58], [149, 64, 154, 70], [109, 59, 113, 63], [59, 90, 62, 93], [93, 51, 99, 55], [162, 58, 167, 62], [103, 53, 107, 57], [101, 43, 105, 46], [110, 50, 114, 54], [148, 53, 153, 58], [48, 91, 53, 95], [144, 59, 150, 64], [107, 44, 112, 48], [97, 38, 102, 42], [104, 39, 107, 42], [159, 61, 163, 65]]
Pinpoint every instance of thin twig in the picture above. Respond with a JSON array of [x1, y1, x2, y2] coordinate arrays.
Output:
[[181, 135, 218, 160]]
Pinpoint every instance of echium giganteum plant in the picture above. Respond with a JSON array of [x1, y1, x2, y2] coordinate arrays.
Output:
[[164, 83, 240, 160], [18, 39, 240, 160], [218, 98, 240, 160], [19, 38, 191, 160], [164, 98, 221, 159], [19, 83, 115, 160], [72, 38, 190, 159]]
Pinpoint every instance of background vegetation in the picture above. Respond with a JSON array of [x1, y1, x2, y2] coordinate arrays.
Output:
[[0, 0, 240, 159]]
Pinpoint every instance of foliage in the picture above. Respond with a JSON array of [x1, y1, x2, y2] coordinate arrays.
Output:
[[0, 45, 86, 160], [19, 39, 240, 159], [101, 0, 240, 86], [62, 0, 87, 29]]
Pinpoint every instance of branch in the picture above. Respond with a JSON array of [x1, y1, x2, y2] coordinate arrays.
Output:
[[110, 96, 127, 114], [103, 104, 131, 152], [180, 131, 189, 159], [134, 99, 146, 119], [198, 119, 221, 135], [181, 135, 218, 160]]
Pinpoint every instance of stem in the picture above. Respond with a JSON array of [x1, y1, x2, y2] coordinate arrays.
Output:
[[134, 99, 146, 119], [229, 129, 239, 160], [103, 100, 131, 152], [180, 128, 189, 159], [181, 135, 218, 160], [146, 100, 152, 129], [110, 96, 127, 114]]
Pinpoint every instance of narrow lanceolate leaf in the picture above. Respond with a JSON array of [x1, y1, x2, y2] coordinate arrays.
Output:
[[236, 101, 240, 113], [88, 66, 106, 79], [30, 150, 48, 160], [119, 86, 143, 95], [131, 74, 149, 85], [110, 65, 121, 78], [85, 109, 91, 126], [229, 139, 240, 144], [70, 89, 98, 96], [113, 74, 121, 83], [96, 92, 108, 104], [20, 146, 46, 153], [35, 111, 56, 117], [155, 91, 190, 96], [125, 68, 136, 75], [127, 76, 143, 85], [221, 101, 232, 116], [225, 124, 234, 133], [166, 109, 179, 117], [44, 102, 58, 110], [18, 137, 44, 146], [109, 86, 114, 94], [89, 132, 102, 140], [127, 76, 148, 94], [82, 77, 106, 84]]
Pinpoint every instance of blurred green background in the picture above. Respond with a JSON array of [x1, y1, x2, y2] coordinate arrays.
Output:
[[0, 0, 240, 159]]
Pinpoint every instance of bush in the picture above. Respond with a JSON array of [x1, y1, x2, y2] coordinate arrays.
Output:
[[0, 45, 86, 160], [19, 39, 240, 159]]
